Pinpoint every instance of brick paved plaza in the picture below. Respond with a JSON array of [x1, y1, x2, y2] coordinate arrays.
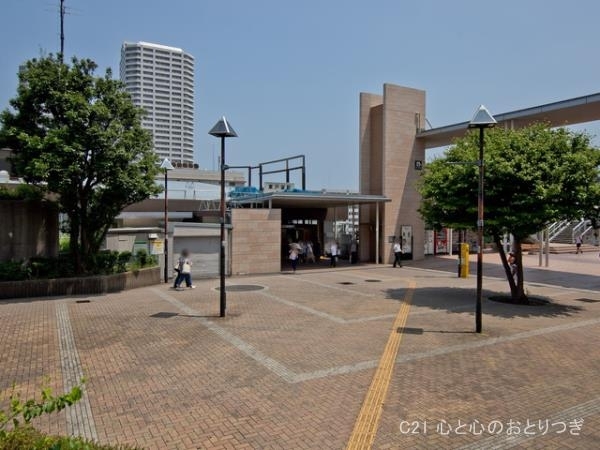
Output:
[[1, 252, 599, 449]]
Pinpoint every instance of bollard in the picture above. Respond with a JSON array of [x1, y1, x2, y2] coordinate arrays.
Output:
[[459, 243, 470, 278]]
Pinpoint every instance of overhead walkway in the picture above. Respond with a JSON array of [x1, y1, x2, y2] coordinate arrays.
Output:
[[417, 91, 600, 149]]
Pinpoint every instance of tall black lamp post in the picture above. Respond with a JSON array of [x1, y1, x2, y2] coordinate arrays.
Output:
[[160, 158, 175, 283], [468, 105, 496, 333], [209, 116, 238, 317]]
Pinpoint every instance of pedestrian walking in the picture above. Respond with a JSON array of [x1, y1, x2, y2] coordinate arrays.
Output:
[[330, 241, 339, 267], [392, 240, 402, 267], [174, 249, 195, 289], [576, 235, 583, 254], [289, 243, 300, 272]]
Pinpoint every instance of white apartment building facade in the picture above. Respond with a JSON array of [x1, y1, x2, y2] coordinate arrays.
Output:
[[120, 41, 195, 165]]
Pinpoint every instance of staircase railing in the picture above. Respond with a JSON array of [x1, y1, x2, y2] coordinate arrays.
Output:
[[548, 220, 571, 242], [572, 219, 591, 242]]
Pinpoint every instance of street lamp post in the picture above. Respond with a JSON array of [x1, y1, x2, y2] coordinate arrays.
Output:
[[160, 158, 175, 283], [468, 105, 496, 333], [209, 116, 238, 318]]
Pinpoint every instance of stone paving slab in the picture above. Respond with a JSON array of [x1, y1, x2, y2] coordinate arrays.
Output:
[[0, 254, 599, 449]]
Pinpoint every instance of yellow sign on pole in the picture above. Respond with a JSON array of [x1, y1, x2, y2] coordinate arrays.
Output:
[[150, 239, 164, 255]]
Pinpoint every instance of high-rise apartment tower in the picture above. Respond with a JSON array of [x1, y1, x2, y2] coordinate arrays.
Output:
[[120, 41, 195, 165]]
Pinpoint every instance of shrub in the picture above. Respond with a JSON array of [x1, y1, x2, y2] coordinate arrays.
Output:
[[0, 256, 77, 282], [0, 381, 83, 437], [0, 424, 53, 449], [135, 249, 149, 267], [59, 234, 70, 253], [0, 251, 151, 281], [0, 426, 142, 449], [0, 380, 140, 449], [0, 261, 29, 282], [27, 255, 74, 279], [90, 251, 119, 275], [116, 251, 132, 273], [0, 184, 44, 201]]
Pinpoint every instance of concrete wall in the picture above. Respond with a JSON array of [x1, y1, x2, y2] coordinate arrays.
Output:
[[231, 208, 281, 275], [359, 93, 384, 262], [0, 200, 59, 261], [359, 84, 426, 263]]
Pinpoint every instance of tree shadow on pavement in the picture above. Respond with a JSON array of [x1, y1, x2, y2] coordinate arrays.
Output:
[[408, 258, 600, 291], [386, 286, 585, 319]]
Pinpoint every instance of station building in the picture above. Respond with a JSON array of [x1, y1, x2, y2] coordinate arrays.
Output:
[[359, 83, 600, 265], [4, 84, 600, 279]]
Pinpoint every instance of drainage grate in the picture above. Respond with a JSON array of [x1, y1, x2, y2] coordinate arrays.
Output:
[[75, 299, 91, 303], [150, 312, 179, 318], [217, 285, 265, 292], [398, 327, 424, 335], [574, 298, 600, 303], [365, 279, 381, 283], [338, 282, 355, 285]]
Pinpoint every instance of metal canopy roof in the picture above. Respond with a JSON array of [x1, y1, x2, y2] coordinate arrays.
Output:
[[122, 191, 390, 213], [418, 92, 600, 149], [230, 190, 391, 209]]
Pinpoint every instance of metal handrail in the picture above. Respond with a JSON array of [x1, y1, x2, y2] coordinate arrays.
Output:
[[572, 219, 591, 242], [548, 220, 571, 241], [547, 220, 566, 235]]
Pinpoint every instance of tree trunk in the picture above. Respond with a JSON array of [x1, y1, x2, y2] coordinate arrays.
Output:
[[511, 239, 528, 303], [68, 211, 83, 274], [90, 223, 111, 255], [495, 236, 529, 303], [79, 194, 92, 273]]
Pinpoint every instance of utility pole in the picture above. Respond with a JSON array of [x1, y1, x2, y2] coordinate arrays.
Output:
[[59, 0, 65, 61]]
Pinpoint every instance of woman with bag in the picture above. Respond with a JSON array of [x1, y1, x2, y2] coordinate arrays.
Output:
[[174, 249, 195, 289]]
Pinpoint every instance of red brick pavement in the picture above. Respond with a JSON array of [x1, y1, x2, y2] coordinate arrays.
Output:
[[1, 254, 599, 449]]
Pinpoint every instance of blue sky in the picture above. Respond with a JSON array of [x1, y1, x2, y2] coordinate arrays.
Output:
[[2, 0, 600, 191]]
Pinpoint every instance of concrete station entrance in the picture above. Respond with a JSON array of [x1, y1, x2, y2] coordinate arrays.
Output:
[[229, 190, 390, 272]]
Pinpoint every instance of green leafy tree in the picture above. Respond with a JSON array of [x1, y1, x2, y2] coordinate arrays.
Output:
[[418, 124, 600, 303], [0, 55, 161, 273]]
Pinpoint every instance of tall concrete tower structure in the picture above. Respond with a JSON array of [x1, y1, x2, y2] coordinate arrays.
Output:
[[359, 84, 426, 263], [120, 41, 195, 165]]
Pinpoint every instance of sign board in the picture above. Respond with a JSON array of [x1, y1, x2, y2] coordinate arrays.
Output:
[[150, 239, 164, 255]]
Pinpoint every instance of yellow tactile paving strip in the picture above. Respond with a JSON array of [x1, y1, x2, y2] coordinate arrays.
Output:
[[346, 280, 415, 450]]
